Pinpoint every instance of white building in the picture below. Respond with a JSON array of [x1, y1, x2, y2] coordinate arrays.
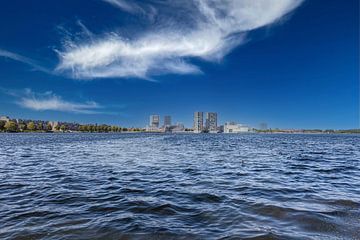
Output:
[[171, 123, 185, 133], [205, 112, 218, 133], [146, 115, 161, 132], [193, 112, 203, 133], [0, 116, 10, 122], [224, 122, 250, 133], [150, 115, 160, 128]]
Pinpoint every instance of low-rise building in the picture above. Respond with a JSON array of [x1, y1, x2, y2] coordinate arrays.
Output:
[[0, 116, 10, 122], [224, 122, 251, 133], [171, 123, 185, 133]]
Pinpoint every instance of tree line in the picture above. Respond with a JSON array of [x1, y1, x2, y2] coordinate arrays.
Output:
[[0, 119, 141, 133]]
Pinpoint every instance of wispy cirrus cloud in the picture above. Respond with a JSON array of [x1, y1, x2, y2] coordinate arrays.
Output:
[[56, 0, 304, 80], [1, 87, 103, 114], [0, 49, 50, 74], [102, 0, 142, 13]]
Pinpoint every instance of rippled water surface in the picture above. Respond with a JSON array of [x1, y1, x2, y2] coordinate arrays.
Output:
[[0, 133, 359, 240]]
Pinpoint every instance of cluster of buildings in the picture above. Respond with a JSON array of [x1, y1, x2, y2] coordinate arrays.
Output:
[[194, 112, 251, 133], [145, 112, 252, 133], [194, 112, 218, 133], [2, 113, 255, 134], [146, 115, 186, 133]]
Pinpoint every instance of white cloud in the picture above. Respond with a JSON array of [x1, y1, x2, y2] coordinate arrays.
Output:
[[0, 88, 102, 114], [0, 49, 50, 73], [102, 0, 142, 13], [57, 0, 304, 79]]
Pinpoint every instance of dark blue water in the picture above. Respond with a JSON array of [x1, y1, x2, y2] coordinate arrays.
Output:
[[0, 133, 359, 240]]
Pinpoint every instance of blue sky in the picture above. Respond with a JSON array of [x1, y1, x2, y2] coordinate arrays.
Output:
[[0, 0, 358, 129]]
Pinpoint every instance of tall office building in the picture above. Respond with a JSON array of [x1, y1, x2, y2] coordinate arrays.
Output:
[[205, 112, 218, 133], [259, 122, 268, 130], [164, 115, 172, 127], [149, 115, 160, 128], [193, 112, 204, 133]]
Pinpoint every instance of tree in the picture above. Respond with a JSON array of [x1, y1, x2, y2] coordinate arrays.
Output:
[[4, 121, 17, 132], [27, 121, 36, 131], [60, 125, 66, 132], [47, 123, 53, 131], [37, 123, 43, 131], [0, 121, 5, 131]]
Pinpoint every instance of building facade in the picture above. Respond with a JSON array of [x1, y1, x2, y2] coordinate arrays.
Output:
[[224, 122, 250, 133], [171, 123, 185, 133], [0, 116, 10, 122], [163, 115, 171, 127], [193, 112, 204, 133], [259, 122, 268, 130], [149, 115, 160, 128], [205, 112, 218, 133]]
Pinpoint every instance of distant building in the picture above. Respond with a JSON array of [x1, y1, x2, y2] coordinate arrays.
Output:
[[150, 115, 160, 128], [171, 123, 185, 133], [0, 116, 10, 122], [259, 122, 268, 130], [205, 112, 218, 133], [193, 112, 204, 133], [224, 122, 250, 133], [218, 125, 224, 133], [164, 115, 171, 127], [146, 115, 160, 132]]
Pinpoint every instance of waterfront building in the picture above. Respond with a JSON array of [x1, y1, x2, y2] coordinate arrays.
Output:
[[218, 125, 224, 133], [224, 122, 250, 133], [260, 122, 268, 130], [0, 116, 10, 122], [171, 123, 185, 133], [193, 112, 204, 133], [205, 112, 218, 133], [146, 114, 161, 132], [164, 115, 171, 127], [150, 115, 160, 128]]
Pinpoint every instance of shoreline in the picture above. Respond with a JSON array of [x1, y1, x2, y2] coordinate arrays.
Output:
[[1, 131, 359, 135]]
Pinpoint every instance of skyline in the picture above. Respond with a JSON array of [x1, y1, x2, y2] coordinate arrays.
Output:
[[0, 0, 359, 129]]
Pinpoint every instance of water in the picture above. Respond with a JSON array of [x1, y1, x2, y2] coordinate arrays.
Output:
[[0, 133, 359, 240]]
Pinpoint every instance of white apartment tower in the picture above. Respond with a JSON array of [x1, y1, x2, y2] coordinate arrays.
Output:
[[150, 115, 160, 128], [193, 112, 204, 133], [205, 112, 218, 133]]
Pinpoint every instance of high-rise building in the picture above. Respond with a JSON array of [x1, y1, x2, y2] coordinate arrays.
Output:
[[205, 112, 218, 133], [259, 122, 268, 130], [149, 115, 160, 128], [193, 112, 203, 133], [164, 115, 171, 127]]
